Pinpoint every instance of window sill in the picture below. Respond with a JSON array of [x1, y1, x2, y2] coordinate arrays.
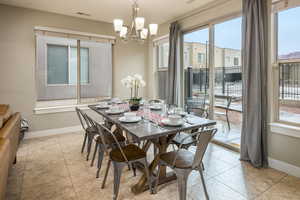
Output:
[[34, 104, 90, 115], [269, 122, 300, 139], [157, 68, 168, 72]]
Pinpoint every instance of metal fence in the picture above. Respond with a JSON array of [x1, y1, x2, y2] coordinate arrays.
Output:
[[159, 63, 300, 102], [185, 67, 243, 98], [279, 62, 300, 101]]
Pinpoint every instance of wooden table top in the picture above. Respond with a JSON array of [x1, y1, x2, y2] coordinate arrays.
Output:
[[89, 104, 216, 141]]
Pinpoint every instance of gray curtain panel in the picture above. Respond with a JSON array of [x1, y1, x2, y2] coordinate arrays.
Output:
[[240, 0, 269, 167], [167, 21, 181, 105], [157, 71, 168, 101]]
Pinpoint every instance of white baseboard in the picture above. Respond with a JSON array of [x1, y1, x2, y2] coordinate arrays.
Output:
[[25, 125, 83, 139], [269, 157, 300, 178]]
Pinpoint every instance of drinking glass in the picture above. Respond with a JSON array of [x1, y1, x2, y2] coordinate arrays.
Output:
[[143, 102, 150, 122]]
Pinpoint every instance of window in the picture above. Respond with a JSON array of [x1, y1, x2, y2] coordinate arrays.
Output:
[[69, 47, 89, 84], [35, 34, 113, 107], [157, 42, 169, 69], [154, 37, 169, 100], [47, 45, 89, 85], [183, 17, 243, 149], [47, 45, 69, 85], [234, 57, 239, 66], [275, 5, 300, 125], [198, 53, 205, 63], [214, 17, 243, 146], [183, 27, 210, 99]]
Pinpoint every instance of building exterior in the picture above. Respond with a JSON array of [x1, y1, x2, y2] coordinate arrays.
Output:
[[183, 42, 241, 71]]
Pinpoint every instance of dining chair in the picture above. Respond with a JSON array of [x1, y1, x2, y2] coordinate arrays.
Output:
[[214, 95, 232, 130], [185, 94, 209, 118], [75, 107, 98, 161], [94, 121, 153, 200], [84, 115, 127, 179], [171, 131, 197, 150], [154, 129, 217, 200]]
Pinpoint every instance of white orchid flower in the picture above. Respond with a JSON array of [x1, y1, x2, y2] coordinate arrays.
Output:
[[133, 74, 143, 81], [140, 80, 146, 87]]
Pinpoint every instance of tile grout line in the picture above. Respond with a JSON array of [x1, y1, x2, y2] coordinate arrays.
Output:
[[253, 173, 289, 199], [213, 177, 249, 199], [213, 164, 289, 200]]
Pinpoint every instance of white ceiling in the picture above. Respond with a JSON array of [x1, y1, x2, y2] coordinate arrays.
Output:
[[0, 0, 216, 25]]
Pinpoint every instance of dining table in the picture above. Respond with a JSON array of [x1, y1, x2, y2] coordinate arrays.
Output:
[[88, 102, 216, 194]]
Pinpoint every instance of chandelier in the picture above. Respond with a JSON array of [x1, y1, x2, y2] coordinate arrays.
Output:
[[113, 0, 158, 42]]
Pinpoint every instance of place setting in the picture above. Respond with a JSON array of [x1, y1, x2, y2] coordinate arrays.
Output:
[[105, 105, 127, 115], [149, 102, 164, 110], [161, 114, 185, 127], [119, 112, 142, 123], [95, 101, 110, 109]]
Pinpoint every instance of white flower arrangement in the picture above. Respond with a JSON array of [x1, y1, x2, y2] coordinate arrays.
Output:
[[121, 74, 146, 99]]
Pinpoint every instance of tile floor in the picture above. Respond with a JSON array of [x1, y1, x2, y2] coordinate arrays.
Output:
[[5, 132, 300, 200]]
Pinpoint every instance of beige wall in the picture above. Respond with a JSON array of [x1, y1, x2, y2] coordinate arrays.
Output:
[[147, 0, 300, 169], [0, 4, 148, 131]]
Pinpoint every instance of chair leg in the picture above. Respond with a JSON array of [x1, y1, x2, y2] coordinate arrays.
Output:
[[154, 161, 162, 194], [86, 137, 93, 161], [101, 159, 111, 189], [81, 132, 87, 153], [91, 142, 98, 167], [226, 114, 231, 130], [96, 146, 105, 178], [140, 158, 153, 194], [112, 162, 125, 200], [131, 163, 137, 177], [153, 144, 157, 157], [174, 169, 191, 200], [199, 170, 209, 200]]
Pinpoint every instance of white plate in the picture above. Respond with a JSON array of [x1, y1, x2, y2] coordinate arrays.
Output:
[[161, 118, 184, 127], [119, 116, 142, 123], [105, 110, 125, 115], [95, 105, 109, 109], [150, 106, 162, 110], [111, 100, 123, 104]]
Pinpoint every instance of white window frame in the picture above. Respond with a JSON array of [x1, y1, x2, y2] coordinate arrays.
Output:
[[271, 2, 300, 128]]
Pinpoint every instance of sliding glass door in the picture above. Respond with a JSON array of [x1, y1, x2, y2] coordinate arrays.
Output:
[[183, 17, 243, 149], [183, 27, 211, 118], [213, 17, 243, 147]]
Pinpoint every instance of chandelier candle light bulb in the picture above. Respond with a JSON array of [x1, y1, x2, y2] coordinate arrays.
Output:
[[149, 24, 158, 35], [140, 28, 148, 39], [120, 26, 128, 38], [135, 17, 145, 30], [113, 19, 123, 32]]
